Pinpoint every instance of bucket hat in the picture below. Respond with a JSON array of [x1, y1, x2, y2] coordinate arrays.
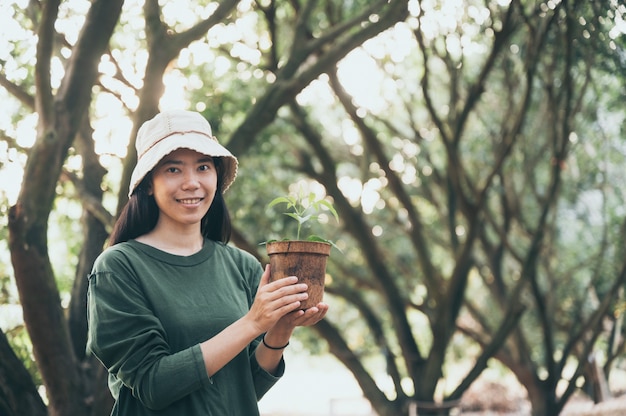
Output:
[[128, 110, 238, 197]]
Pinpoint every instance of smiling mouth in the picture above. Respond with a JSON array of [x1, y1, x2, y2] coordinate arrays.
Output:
[[177, 198, 203, 204]]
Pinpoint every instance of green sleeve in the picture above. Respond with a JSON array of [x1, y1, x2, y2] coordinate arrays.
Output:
[[87, 251, 211, 410], [250, 339, 285, 399]]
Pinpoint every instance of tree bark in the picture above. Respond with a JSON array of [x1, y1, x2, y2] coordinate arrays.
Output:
[[8, 0, 123, 414], [0, 330, 47, 416]]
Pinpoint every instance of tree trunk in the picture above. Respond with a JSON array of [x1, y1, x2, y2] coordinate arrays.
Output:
[[67, 123, 114, 415], [0, 330, 47, 416], [8, 0, 123, 414]]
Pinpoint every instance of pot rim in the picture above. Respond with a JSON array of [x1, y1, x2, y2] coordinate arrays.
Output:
[[266, 240, 331, 256]]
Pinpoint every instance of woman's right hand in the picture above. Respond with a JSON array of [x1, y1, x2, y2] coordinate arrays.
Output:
[[246, 265, 309, 334], [201, 265, 307, 377]]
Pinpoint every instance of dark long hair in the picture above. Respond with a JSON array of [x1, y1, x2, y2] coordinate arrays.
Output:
[[108, 157, 232, 246]]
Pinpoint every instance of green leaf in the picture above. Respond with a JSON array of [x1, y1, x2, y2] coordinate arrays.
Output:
[[268, 196, 293, 208], [266, 186, 340, 242]]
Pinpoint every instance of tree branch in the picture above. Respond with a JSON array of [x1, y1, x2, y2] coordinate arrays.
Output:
[[0, 73, 34, 109], [227, 1, 409, 157]]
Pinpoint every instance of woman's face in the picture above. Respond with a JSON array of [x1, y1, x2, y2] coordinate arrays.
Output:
[[148, 148, 218, 230]]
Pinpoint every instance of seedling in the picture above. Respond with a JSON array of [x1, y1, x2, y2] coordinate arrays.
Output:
[[267, 190, 339, 243]]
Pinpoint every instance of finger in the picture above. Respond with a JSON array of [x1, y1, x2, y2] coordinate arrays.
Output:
[[256, 271, 300, 300], [257, 264, 271, 290], [266, 275, 301, 290], [273, 309, 306, 329], [279, 300, 306, 315], [263, 279, 308, 301], [279, 309, 315, 327], [248, 293, 303, 332], [303, 303, 328, 315], [264, 287, 307, 306], [260, 284, 308, 313], [314, 302, 329, 315], [295, 303, 329, 326]]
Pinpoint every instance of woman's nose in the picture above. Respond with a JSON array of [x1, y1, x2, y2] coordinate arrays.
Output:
[[181, 172, 200, 189]]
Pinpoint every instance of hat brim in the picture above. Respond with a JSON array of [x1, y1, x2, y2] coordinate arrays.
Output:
[[128, 132, 238, 197]]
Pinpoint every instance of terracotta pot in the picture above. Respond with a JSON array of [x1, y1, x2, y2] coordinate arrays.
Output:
[[266, 240, 331, 310]]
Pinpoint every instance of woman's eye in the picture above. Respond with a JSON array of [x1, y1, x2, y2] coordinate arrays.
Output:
[[199, 164, 213, 171]]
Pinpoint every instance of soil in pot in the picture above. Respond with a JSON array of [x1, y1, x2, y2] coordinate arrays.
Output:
[[266, 240, 331, 310]]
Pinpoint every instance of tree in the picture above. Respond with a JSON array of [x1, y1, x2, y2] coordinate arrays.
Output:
[[228, 1, 626, 415], [1, 1, 624, 416], [0, 1, 409, 415], [6, 1, 123, 414]]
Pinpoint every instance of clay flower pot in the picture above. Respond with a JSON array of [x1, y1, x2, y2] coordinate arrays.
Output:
[[266, 240, 331, 310]]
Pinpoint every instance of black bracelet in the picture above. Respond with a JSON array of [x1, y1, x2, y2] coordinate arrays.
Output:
[[262, 334, 289, 350]]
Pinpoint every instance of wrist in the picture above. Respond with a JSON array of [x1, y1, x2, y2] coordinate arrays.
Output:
[[238, 315, 266, 340], [262, 333, 290, 350]]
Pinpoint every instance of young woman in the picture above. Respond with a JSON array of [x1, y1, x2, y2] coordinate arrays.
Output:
[[87, 109, 328, 415]]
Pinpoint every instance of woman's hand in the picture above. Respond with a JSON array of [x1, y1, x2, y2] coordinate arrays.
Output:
[[254, 268, 329, 375], [245, 265, 309, 334], [275, 302, 329, 329], [263, 294, 329, 347], [202, 266, 324, 377]]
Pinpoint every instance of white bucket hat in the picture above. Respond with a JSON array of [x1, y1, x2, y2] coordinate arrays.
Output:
[[128, 110, 238, 197]]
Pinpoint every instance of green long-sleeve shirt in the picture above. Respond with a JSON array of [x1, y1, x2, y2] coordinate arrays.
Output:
[[87, 239, 283, 415]]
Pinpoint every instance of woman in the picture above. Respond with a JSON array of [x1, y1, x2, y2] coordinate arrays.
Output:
[[87, 109, 328, 415]]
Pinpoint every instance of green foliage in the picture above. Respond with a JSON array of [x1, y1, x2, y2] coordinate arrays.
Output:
[[50, 188, 84, 294], [0, 192, 16, 305], [267, 189, 339, 242]]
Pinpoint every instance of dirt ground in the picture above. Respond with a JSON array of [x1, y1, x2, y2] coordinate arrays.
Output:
[[561, 394, 626, 416], [460, 380, 626, 416]]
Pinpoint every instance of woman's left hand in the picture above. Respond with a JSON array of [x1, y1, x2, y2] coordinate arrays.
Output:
[[276, 302, 329, 329]]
